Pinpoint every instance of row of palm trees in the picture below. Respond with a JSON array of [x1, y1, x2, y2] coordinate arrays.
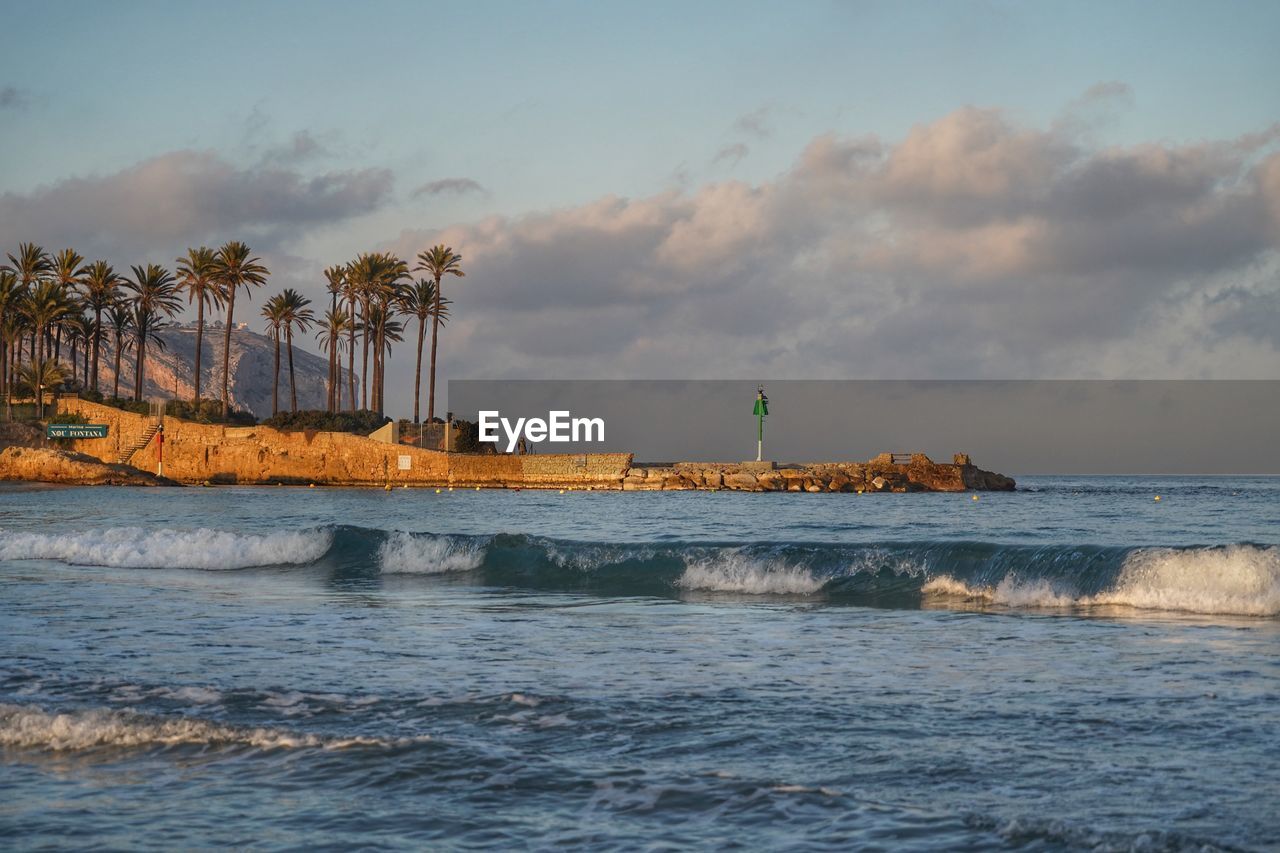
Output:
[[0, 240, 464, 423], [0, 241, 269, 419], [317, 245, 462, 423]]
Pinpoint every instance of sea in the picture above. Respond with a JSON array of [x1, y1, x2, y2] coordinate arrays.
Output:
[[1, 477, 1277, 851]]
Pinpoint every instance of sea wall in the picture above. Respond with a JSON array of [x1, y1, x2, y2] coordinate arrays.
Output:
[[51, 400, 1012, 492], [54, 399, 632, 488]]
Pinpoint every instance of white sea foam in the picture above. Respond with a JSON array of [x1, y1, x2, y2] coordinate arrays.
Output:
[[922, 545, 1280, 616], [0, 526, 331, 570], [0, 703, 418, 751], [676, 551, 825, 595], [378, 531, 483, 574]]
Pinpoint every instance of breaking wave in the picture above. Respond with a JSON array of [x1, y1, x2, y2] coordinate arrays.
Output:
[[677, 552, 824, 594], [0, 703, 421, 752], [378, 531, 484, 574], [0, 526, 332, 570], [2, 523, 1276, 616], [923, 544, 1280, 616]]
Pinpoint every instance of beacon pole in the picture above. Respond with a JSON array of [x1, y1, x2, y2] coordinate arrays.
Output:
[[753, 386, 769, 462], [157, 424, 164, 477]]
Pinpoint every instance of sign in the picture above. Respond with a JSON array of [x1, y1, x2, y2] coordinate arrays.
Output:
[[46, 424, 109, 439], [398, 455, 411, 471]]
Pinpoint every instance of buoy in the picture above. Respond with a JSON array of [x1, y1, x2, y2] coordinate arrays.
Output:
[[475, 486, 480, 491], [309, 483, 315, 488], [435, 488, 442, 494], [448, 486, 453, 492], [402, 484, 408, 489], [1154, 495, 1161, 502], [384, 484, 391, 491], [559, 489, 565, 494], [972, 494, 979, 501]]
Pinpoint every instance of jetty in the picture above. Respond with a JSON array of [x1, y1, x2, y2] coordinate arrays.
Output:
[[1, 399, 1014, 491]]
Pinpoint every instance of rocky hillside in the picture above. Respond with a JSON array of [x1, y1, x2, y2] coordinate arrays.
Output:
[[94, 326, 345, 419]]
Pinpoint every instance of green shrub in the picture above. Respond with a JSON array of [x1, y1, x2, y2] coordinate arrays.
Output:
[[93, 396, 255, 425], [262, 410, 389, 434], [45, 411, 90, 447], [164, 399, 255, 426], [47, 412, 90, 425]]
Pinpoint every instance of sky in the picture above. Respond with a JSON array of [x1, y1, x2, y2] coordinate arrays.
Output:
[[2, 0, 1279, 417]]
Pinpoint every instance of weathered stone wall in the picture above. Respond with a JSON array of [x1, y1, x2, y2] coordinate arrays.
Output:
[[50, 400, 1012, 492], [55, 399, 632, 488], [624, 455, 1013, 492]]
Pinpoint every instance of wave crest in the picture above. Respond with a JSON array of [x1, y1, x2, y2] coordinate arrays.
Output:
[[0, 703, 418, 752], [677, 552, 824, 595], [0, 527, 332, 570], [378, 532, 484, 574], [924, 545, 1280, 616]]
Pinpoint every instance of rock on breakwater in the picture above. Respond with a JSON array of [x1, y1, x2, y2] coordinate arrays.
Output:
[[622, 454, 1014, 492]]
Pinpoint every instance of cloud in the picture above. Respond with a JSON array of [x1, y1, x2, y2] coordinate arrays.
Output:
[[381, 98, 1280, 388], [0, 149, 394, 263], [259, 130, 326, 165], [411, 178, 487, 198], [733, 106, 773, 139], [1, 85, 28, 110], [711, 143, 749, 168]]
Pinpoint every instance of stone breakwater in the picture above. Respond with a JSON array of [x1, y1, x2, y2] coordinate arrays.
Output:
[[32, 400, 1014, 491], [623, 454, 1014, 492]]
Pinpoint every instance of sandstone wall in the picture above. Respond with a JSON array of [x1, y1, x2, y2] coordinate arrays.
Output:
[[55, 399, 632, 488]]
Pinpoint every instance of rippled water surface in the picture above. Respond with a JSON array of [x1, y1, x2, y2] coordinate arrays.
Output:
[[2, 478, 1278, 850]]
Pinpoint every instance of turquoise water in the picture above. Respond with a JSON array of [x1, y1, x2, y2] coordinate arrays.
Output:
[[2, 478, 1278, 850]]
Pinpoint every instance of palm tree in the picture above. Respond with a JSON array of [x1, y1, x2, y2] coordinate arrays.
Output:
[[176, 247, 222, 405], [17, 359, 66, 419], [278, 288, 316, 413], [123, 264, 182, 401], [339, 262, 361, 412], [63, 313, 90, 387], [261, 293, 287, 416], [25, 279, 74, 365], [317, 307, 352, 412], [80, 260, 122, 394], [106, 304, 133, 400], [212, 242, 269, 418], [323, 265, 346, 412], [397, 278, 452, 424], [414, 245, 465, 421], [0, 270, 19, 408], [4, 243, 51, 364], [49, 249, 85, 362]]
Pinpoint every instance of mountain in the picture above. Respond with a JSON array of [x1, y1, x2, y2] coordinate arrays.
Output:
[[94, 324, 347, 419]]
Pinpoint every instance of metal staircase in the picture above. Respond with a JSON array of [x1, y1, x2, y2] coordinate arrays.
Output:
[[117, 400, 164, 466]]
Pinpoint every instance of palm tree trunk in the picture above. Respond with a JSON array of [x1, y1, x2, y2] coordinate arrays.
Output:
[[135, 336, 145, 402], [221, 289, 236, 418], [347, 296, 357, 413], [427, 280, 442, 422], [373, 318, 384, 416], [113, 336, 122, 400], [360, 301, 370, 411], [193, 299, 204, 404], [287, 326, 297, 413], [82, 338, 89, 387], [91, 309, 102, 392], [333, 341, 342, 412], [413, 315, 425, 424], [271, 332, 280, 416]]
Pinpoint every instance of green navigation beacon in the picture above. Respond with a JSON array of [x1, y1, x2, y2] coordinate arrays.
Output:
[[753, 385, 769, 462]]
